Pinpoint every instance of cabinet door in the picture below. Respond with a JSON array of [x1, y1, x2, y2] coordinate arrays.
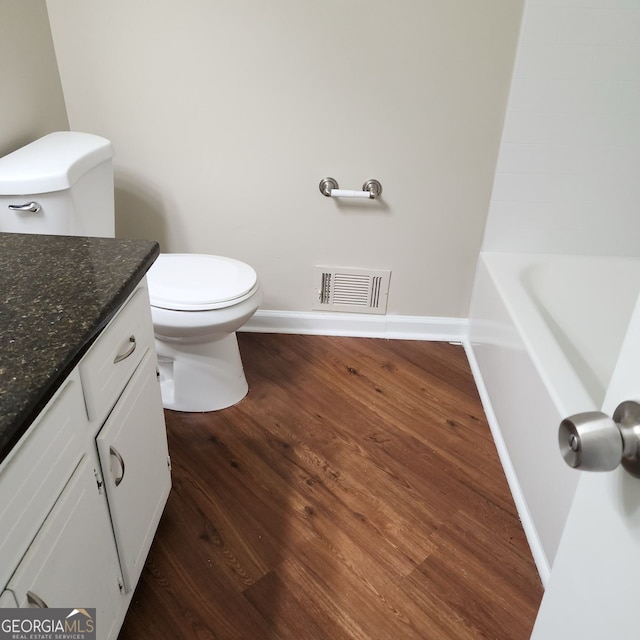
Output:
[[96, 350, 171, 593], [0, 590, 17, 608], [6, 457, 123, 640], [0, 370, 86, 591]]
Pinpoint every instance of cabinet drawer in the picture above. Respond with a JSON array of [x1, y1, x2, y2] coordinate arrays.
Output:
[[0, 370, 86, 591], [80, 282, 154, 423]]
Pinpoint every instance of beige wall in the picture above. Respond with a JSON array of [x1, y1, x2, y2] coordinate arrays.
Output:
[[0, 1, 68, 156], [46, 1, 522, 317]]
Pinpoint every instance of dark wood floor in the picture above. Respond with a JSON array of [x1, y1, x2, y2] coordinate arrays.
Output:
[[118, 333, 543, 639]]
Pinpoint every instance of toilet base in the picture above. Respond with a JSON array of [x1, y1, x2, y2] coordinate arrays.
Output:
[[155, 332, 249, 411]]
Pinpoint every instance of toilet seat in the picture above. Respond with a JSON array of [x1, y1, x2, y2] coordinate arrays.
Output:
[[147, 253, 258, 311]]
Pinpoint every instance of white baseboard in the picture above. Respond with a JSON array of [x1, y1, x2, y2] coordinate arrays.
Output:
[[241, 309, 468, 341], [463, 338, 551, 587]]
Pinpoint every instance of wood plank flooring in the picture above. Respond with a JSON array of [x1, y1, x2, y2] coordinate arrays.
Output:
[[118, 333, 543, 639]]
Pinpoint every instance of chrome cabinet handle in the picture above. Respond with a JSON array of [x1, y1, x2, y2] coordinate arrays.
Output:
[[559, 400, 640, 478], [27, 591, 48, 608], [113, 335, 136, 364], [8, 201, 41, 213], [109, 446, 126, 487]]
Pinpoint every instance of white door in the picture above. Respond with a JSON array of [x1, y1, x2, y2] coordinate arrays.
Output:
[[531, 293, 640, 638]]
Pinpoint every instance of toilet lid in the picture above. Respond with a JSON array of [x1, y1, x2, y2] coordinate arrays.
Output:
[[147, 253, 258, 311]]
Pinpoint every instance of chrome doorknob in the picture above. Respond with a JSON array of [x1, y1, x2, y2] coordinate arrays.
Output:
[[559, 400, 640, 478]]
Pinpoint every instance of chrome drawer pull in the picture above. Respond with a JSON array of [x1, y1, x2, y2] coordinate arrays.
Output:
[[27, 591, 48, 608], [110, 446, 126, 487], [113, 335, 136, 364]]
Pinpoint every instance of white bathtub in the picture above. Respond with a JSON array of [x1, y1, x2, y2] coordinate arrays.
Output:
[[467, 252, 640, 585]]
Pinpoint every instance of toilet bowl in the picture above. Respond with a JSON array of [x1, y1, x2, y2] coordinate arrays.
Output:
[[146, 253, 262, 412]]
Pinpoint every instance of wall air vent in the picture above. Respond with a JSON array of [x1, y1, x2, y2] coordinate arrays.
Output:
[[313, 266, 391, 314]]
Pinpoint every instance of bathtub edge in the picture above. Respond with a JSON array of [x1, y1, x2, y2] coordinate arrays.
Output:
[[463, 336, 551, 587]]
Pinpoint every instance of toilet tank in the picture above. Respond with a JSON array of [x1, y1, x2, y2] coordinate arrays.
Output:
[[0, 131, 115, 238]]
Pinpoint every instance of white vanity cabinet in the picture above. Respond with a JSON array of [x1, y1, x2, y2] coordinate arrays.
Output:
[[0, 279, 170, 640], [81, 280, 171, 596]]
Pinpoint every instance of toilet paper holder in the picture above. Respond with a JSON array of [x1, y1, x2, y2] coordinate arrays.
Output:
[[319, 177, 382, 199]]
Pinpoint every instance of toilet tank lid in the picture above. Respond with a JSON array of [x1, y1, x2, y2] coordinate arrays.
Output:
[[147, 254, 259, 311], [0, 131, 113, 195]]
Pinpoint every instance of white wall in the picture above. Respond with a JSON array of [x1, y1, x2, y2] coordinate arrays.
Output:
[[482, 0, 640, 255], [45, 0, 522, 317], [0, 0, 68, 156]]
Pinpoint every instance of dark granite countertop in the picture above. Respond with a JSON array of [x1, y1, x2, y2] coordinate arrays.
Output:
[[0, 233, 159, 463]]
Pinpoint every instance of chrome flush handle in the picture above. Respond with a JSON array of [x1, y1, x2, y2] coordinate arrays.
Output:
[[8, 201, 41, 213]]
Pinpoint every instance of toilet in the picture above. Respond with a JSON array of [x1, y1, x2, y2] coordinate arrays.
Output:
[[147, 253, 262, 411], [0, 131, 261, 411]]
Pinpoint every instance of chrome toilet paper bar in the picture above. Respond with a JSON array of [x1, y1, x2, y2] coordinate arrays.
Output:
[[319, 177, 382, 199]]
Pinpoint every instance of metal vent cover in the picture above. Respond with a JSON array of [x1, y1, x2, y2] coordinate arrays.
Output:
[[313, 266, 391, 314]]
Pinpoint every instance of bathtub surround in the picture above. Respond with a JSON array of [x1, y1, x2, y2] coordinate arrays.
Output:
[[469, 0, 640, 586], [0, 0, 68, 154], [44, 0, 523, 319], [481, 0, 640, 256]]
